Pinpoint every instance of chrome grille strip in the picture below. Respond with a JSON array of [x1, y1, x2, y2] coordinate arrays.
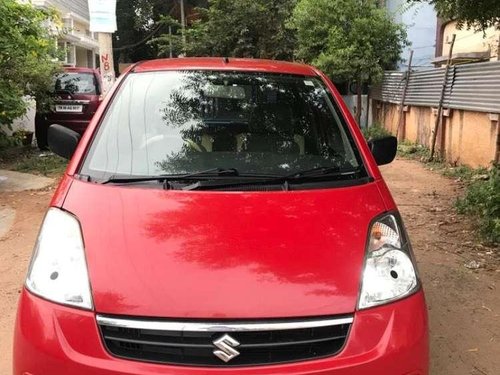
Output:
[[96, 315, 353, 332]]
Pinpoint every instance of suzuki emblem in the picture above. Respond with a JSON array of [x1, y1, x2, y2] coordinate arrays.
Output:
[[213, 334, 240, 362]]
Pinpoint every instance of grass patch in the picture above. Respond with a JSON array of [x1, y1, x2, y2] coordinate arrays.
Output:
[[456, 166, 500, 245], [362, 123, 391, 140], [0, 146, 67, 177], [0, 131, 19, 151], [397, 141, 431, 160]]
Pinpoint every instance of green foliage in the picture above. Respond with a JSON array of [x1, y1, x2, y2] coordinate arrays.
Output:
[[441, 165, 488, 182], [152, 0, 297, 60], [147, 15, 185, 57], [289, 0, 406, 124], [397, 141, 431, 159], [411, 0, 500, 31], [13, 152, 67, 177], [0, 147, 67, 177], [114, 0, 176, 62], [0, 0, 61, 127], [456, 166, 500, 245], [362, 123, 391, 140], [0, 132, 18, 151], [290, 0, 407, 83]]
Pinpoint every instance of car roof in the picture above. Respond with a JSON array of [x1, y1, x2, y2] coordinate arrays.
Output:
[[131, 57, 318, 76], [63, 66, 98, 74]]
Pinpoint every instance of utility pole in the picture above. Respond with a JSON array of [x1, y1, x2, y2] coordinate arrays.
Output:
[[429, 34, 456, 161], [169, 26, 173, 58], [396, 50, 414, 139], [98, 33, 116, 96], [88, 0, 117, 96], [180, 0, 186, 51]]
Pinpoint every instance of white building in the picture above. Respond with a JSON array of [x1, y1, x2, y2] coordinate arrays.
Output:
[[384, 0, 438, 69], [33, 0, 99, 68]]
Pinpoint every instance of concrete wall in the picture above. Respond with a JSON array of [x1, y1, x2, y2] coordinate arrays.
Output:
[[75, 46, 89, 67], [342, 95, 371, 128], [4, 98, 36, 143], [373, 101, 499, 168], [442, 21, 500, 61]]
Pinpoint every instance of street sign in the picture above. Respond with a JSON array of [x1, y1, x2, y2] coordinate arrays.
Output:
[[88, 0, 117, 33]]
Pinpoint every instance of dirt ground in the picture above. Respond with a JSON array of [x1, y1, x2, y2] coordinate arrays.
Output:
[[0, 158, 498, 374]]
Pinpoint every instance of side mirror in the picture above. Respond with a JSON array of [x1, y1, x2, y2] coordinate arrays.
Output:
[[367, 136, 397, 166], [48, 124, 80, 160]]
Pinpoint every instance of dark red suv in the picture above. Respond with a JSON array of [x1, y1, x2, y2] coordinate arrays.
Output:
[[35, 67, 102, 149]]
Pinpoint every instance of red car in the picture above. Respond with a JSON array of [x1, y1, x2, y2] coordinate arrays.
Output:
[[14, 58, 429, 375], [35, 67, 102, 149]]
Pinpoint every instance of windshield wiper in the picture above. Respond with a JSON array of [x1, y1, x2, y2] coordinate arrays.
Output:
[[182, 167, 363, 191], [100, 168, 279, 184], [284, 166, 360, 180], [100, 168, 238, 184]]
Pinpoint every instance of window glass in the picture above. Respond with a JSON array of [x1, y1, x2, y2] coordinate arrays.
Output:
[[54, 72, 98, 94], [81, 71, 363, 179]]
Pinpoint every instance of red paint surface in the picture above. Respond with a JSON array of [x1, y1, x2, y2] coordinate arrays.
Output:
[[14, 290, 428, 374], [133, 57, 318, 75], [15, 58, 428, 373], [63, 180, 386, 318]]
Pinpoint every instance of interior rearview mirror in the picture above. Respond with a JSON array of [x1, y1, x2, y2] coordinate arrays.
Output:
[[48, 124, 81, 160], [367, 136, 397, 166]]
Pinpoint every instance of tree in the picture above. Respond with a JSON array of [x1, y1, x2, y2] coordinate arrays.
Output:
[[411, 0, 500, 31], [114, 0, 173, 63], [289, 0, 407, 124], [0, 0, 61, 128], [152, 0, 297, 60], [114, 0, 206, 63]]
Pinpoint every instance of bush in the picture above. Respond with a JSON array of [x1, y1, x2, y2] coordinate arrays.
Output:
[[362, 123, 391, 140], [0, 131, 19, 150], [456, 166, 500, 245], [0, 0, 61, 129]]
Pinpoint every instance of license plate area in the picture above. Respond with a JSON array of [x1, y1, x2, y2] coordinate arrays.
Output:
[[55, 104, 83, 113]]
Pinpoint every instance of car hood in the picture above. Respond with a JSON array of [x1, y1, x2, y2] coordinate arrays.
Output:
[[63, 179, 386, 318]]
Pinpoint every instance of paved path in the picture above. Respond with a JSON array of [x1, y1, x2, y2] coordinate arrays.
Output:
[[0, 170, 53, 193], [0, 170, 53, 241]]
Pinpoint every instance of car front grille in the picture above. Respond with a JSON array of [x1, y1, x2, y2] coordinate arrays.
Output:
[[97, 315, 352, 367]]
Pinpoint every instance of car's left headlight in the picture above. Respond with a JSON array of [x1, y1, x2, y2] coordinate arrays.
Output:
[[358, 213, 420, 309], [25, 208, 93, 310]]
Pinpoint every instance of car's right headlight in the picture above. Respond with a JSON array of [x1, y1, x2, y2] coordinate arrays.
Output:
[[358, 213, 420, 309], [26, 208, 93, 310]]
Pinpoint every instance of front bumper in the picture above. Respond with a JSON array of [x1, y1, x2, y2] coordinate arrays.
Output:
[[14, 289, 428, 375]]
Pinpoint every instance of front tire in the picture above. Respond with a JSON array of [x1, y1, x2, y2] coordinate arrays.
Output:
[[34, 115, 48, 150]]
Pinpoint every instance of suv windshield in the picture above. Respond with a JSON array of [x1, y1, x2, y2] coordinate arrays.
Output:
[[81, 71, 364, 182]]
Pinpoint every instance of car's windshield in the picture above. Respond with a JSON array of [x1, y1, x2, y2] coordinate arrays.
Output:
[[53, 72, 98, 95], [80, 71, 364, 181]]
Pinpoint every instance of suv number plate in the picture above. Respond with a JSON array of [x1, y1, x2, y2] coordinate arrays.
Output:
[[55, 105, 83, 112]]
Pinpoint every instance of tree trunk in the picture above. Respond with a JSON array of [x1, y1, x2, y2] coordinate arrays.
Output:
[[365, 89, 370, 128], [356, 81, 362, 126]]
